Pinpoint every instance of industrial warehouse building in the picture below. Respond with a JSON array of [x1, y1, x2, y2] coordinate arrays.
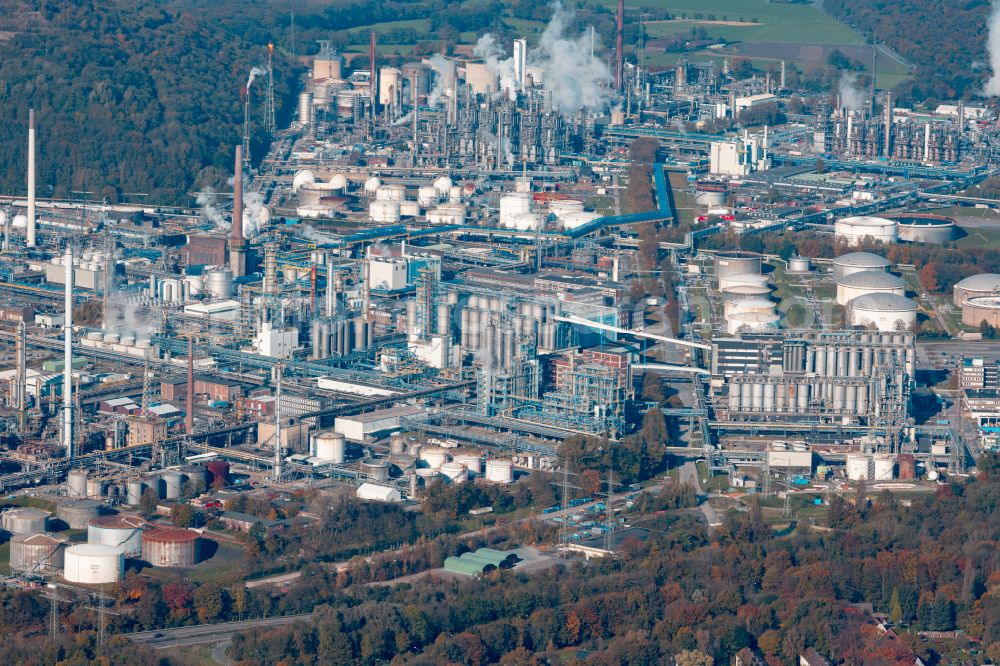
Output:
[[443, 548, 518, 576]]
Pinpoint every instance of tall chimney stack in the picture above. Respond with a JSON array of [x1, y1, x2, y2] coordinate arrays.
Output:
[[615, 0, 624, 94], [230, 145, 245, 277], [27, 109, 36, 247], [185, 335, 194, 434], [370, 30, 377, 114], [63, 247, 74, 460]]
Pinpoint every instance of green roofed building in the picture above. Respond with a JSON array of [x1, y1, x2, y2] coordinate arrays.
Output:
[[443, 548, 520, 576]]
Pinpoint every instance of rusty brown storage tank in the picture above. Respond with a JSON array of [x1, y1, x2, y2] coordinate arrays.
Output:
[[897, 454, 916, 481], [142, 527, 200, 567], [206, 460, 230, 487], [10, 533, 67, 573]]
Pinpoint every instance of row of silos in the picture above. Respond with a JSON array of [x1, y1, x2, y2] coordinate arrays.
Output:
[[800, 342, 913, 378], [311, 315, 374, 359], [845, 453, 896, 481], [728, 376, 872, 415], [459, 297, 559, 361]]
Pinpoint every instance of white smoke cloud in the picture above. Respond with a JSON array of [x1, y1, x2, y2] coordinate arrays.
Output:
[[985, 2, 1000, 95], [242, 189, 270, 238], [246, 66, 267, 91], [839, 72, 865, 111], [473, 1, 613, 115], [196, 187, 226, 230], [299, 225, 339, 243], [426, 53, 455, 107]]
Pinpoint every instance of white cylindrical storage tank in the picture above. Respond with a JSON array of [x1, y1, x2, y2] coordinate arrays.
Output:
[[292, 169, 316, 193], [510, 213, 541, 231], [298, 91, 314, 128], [439, 461, 467, 484], [126, 480, 145, 506], [450, 185, 463, 203], [417, 186, 439, 207], [452, 452, 482, 475], [718, 273, 771, 291], [835, 216, 898, 244], [846, 454, 871, 480], [370, 200, 401, 224], [419, 446, 449, 469], [721, 284, 773, 303], [315, 431, 346, 464], [64, 544, 124, 584], [724, 298, 774, 318], [161, 471, 184, 499], [378, 66, 402, 108], [560, 211, 602, 230], [67, 470, 89, 497], [10, 533, 66, 573], [714, 251, 761, 280], [204, 269, 235, 299], [400, 200, 420, 217], [363, 176, 381, 194], [548, 199, 585, 220], [415, 468, 440, 486], [499, 193, 532, 228], [787, 256, 811, 273], [426, 204, 466, 225], [87, 515, 145, 557], [1, 508, 50, 535], [872, 454, 895, 481], [836, 271, 905, 306], [485, 459, 514, 484], [832, 252, 891, 279], [849, 293, 917, 332], [86, 478, 105, 499], [361, 459, 390, 482], [57, 499, 101, 530], [727, 312, 780, 335], [336, 89, 358, 119], [142, 528, 200, 567], [433, 175, 453, 196], [375, 184, 406, 202]]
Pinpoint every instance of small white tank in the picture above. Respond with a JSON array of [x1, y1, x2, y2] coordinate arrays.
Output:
[[485, 459, 514, 483]]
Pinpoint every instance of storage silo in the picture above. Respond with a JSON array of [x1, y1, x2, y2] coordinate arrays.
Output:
[[834, 216, 898, 244], [361, 459, 390, 482], [485, 459, 514, 483], [1, 508, 50, 535], [832, 252, 891, 279], [161, 471, 184, 499], [57, 499, 101, 529], [787, 256, 811, 273], [845, 454, 871, 480], [64, 544, 124, 583], [872, 454, 895, 481], [86, 478, 104, 499], [315, 431, 346, 463], [10, 533, 66, 574], [714, 251, 761, 281], [439, 462, 467, 484], [419, 446, 449, 469], [142, 528, 200, 567], [66, 470, 89, 498], [126, 479, 146, 506], [87, 515, 145, 557], [452, 451, 482, 475], [849, 293, 917, 332], [835, 271, 905, 306]]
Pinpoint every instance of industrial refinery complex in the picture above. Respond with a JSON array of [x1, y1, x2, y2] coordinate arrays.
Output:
[[0, 1, 996, 599]]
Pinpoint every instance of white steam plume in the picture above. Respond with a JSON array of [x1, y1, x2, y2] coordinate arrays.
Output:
[[299, 225, 339, 243], [838, 72, 865, 111], [985, 2, 1000, 96], [246, 66, 267, 90], [197, 187, 226, 230], [474, 1, 613, 115], [426, 53, 455, 107], [242, 189, 270, 238]]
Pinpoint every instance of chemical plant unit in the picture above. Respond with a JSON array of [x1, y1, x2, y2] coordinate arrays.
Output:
[[0, 2, 987, 587]]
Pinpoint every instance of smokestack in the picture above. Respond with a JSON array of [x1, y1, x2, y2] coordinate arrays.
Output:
[[370, 30, 377, 112], [615, 0, 624, 94], [883, 91, 892, 158], [185, 335, 194, 434], [63, 247, 73, 460], [273, 363, 283, 482], [27, 109, 36, 248], [230, 145, 245, 277], [16, 321, 25, 428]]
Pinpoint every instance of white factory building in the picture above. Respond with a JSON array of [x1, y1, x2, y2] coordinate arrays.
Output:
[[334, 405, 426, 442], [709, 132, 771, 177]]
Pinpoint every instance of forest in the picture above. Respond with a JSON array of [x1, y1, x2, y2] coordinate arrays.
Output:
[[217, 453, 1000, 665], [822, 0, 990, 101]]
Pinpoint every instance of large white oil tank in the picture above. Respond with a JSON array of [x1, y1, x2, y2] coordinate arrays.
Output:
[[417, 186, 439, 207], [787, 256, 811, 273], [439, 462, 467, 484], [548, 199, 585, 219], [67, 470, 89, 497], [452, 452, 482, 475], [419, 446, 449, 469], [714, 251, 761, 280], [509, 213, 541, 231], [718, 273, 771, 291], [434, 176, 454, 196], [204, 268, 234, 299], [427, 204, 466, 225], [378, 67, 402, 108], [499, 193, 532, 228], [370, 200, 401, 224], [726, 311, 780, 335], [400, 201, 421, 217], [63, 544, 124, 584], [376, 184, 406, 202], [561, 211, 602, 230], [872, 454, 895, 481], [314, 431, 346, 464], [721, 284, 773, 303], [336, 89, 358, 119], [292, 170, 316, 193], [485, 459, 514, 484], [846, 454, 871, 480], [363, 176, 381, 194], [87, 515, 145, 557], [724, 298, 774, 318], [849, 293, 917, 332], [835, 216, 898, 244], [836, 270, 905, 306], [832, 252, 891, 279]]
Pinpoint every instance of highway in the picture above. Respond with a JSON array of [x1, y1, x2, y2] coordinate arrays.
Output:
[[127, 614, 313, 651]]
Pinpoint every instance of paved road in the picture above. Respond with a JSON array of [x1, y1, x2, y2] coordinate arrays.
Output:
[[678, 461, 702, 493], [127, 614, 313, 650], [211, 640, 234, 666]]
